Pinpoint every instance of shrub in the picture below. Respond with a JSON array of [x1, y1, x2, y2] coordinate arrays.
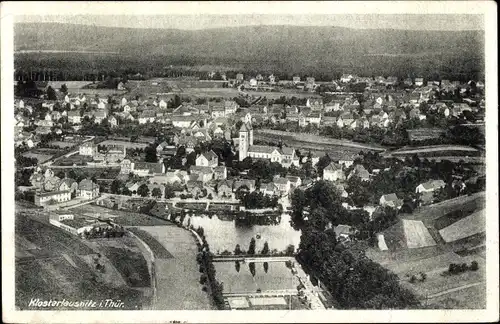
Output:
[[409, 275, 417, 283], [470, 261, 479, 271]]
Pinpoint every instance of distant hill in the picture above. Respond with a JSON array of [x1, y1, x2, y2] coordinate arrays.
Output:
[[14, 23, 484, 79]]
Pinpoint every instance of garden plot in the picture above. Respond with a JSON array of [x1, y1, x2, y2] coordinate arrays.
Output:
[[402, 219, 437, 249]]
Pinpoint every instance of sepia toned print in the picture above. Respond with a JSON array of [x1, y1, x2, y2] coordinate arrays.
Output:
[[2, 1, 498, 323]]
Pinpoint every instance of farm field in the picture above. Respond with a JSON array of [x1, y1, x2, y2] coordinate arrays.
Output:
[[421, 156, 485, 164], [177, 87, 240, 98], [215, 261, 296, 294], [135, 226, 213, 309], [21, 151, 54, 164], [48, 140, 79, 149], [15, 214, 150, 309], [73, 88, 127, 96], [391, 145, 480, 155], [254, 129, 386, 151], [70, 204, 173, 226], [241, 89, 322, 99], [439, 210, 486, 243], [399, 192, 485, 224], [381, 249, 486, 303], [426, 282, 486, 309], [47, 81, 92, 89], [433, 202, 482, 230], [367, 192, 487, 309], [52, 153, 93, 166], [402, 219, 436, 249], [127, 80, 175, 97]]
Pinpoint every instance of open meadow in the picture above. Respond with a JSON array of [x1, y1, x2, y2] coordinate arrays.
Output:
[[133, 226, 213, 309], [21, 150, 54, 164]]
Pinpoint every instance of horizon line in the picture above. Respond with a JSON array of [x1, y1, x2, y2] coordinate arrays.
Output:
[[14, 21, 485, 32]]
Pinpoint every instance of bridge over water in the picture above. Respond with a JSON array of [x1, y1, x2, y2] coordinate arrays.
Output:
[[212, 255, 295, 263]]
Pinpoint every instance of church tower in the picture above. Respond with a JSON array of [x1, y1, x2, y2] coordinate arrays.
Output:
[[239, 123, 249, 161], [247, 122, 253, 146]]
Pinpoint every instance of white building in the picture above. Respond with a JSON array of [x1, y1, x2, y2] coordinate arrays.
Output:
[[35, 190, 71, 207], [79, 142, 97, 157]]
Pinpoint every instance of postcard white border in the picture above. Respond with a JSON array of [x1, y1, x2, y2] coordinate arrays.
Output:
[[2, 1, 498, 323]]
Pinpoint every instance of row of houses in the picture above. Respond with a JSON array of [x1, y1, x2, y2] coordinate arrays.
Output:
[[33, 177, 100, 207]]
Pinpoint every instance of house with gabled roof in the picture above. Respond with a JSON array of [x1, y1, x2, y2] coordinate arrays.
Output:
[[337, 113, 354, 128], [78, 179, 100, 200], [233, 179, 256, 192], [273, 177, 291, 195], [189, 166, 214, 183], [260, 182, 280, 197], [67, 110, 81, 124], [415, 180, 446, 194], [138, 110, 156, 124], [306, 98, 324, 111], [217, 180, 233, 198], [348, 164, 370, 182], [323, 162, 345, 182], [340, 74, 355, 83], [213, 166, 227, 180], [379, 193, 403, 209]]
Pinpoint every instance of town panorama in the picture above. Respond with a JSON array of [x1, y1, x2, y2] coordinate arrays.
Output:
[[13, 16, 486, 312]]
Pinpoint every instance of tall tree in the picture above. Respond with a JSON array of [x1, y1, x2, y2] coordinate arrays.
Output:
[[60, 83, 68, 94], [145, 144, 158, 163], [151, 187, 162, 198], [260, 241, 270, 255], [234, 244, 243, 255], [110, 179, 122, 194], [47, 86, 57, 100], [248, 238, 256, 255], [137, 184, 150, 197]]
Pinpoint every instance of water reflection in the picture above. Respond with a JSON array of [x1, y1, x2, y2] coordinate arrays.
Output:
[[187, 213, 301, 253]]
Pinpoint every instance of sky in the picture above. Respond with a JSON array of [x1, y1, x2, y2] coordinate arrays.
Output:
[[16, 14, 484, 31]]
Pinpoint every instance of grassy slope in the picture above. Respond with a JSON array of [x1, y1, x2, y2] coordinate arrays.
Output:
[[15, 214, 150, 309]]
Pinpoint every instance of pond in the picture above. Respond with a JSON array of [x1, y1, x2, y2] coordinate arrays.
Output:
[[214, 261, 297, 293], [186, 213, 301, 254]]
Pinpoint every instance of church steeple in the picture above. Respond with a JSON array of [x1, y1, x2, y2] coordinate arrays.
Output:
[[238, 123, 250, 161]]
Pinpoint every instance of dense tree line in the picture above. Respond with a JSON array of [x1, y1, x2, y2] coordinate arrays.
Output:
[[291, 180, 420, 309], [195, 228, 225, 309], [240, 191, 279, 209]]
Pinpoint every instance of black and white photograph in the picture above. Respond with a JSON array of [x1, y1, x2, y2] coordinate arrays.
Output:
[[2, 1, 498, 323]]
